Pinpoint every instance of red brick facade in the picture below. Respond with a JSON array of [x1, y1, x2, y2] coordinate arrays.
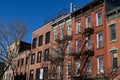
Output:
[[28, 0, 120, 80]]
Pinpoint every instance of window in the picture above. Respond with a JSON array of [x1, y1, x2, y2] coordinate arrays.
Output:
[[58, 64, 62, 78], [31, 53, 35, 64], [43, 67, 48, 80], [60, 28, 64, 40], [51, 65, 56, 79], [86, 59, 92, 75], [26, 57, 29, 65], [97, 32, 103, 48], [96, 11, 102, 26], [36, 68, 44, 80], [76, 40, 81, 53], [76, 21, 81, 34], [38, 35, 43, 46], [67, 41, 71, 54], [97, 56, 104, 74], [111, 50, 118, 70], [86, 36, 91, 50], [52, 46, 56, 59], [45, 31, 50, 44], [21, 58, 24, 66], [36, 68, 40, 80], [59, 44, 63, 57], [86, 16, 91, 28], [53, 30, 57, 41], [68, 24, 72, 36], [44, 49, 49, 61], [75, 61, 80, 76], [37, 51, 42, 63], [30, 69, 34, 80], [109, 24, 116, 41], [32, 38, 37, 49], [66, 61, 71, 77]]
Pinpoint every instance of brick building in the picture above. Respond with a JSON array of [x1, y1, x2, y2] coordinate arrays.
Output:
[[29, 22, 52, 80], [29, 0, 120, 80], [105, 0, 120, 79], [3, 41, 31, 80]]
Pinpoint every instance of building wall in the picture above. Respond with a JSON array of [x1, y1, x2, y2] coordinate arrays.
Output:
[[106, 8, 120, 79], [72, 0, 106, 78], [16, 50, 30, 80], [30, 22, 52, 80], [29, 0, 120, 80]]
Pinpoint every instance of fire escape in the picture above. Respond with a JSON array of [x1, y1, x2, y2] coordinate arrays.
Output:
[[48, 28, 73, 80], [72, 22, 94, 79]]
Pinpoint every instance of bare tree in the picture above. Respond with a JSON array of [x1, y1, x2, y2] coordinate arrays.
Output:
[[99, 67, 120, 80], [0, 20, 27, 79]]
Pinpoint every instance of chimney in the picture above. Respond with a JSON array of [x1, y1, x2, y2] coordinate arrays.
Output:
[[73, 5, 76, 11], [70, 3, 73, 13]]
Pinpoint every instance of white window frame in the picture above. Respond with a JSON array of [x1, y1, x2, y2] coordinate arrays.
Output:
[[76, 21, 81, 34], [40, 68, 43, 79], [97, 32, 102, 48], [53, 46, 56, 59], [67, 41, 71, 54], [86, 59, 92, 75], [75, 61, 80, 76], [60, 27, 64, 40], [86, 36, 91, 50], [109, 23, 116, 41], [111, 50, 118, 70], [53, 30, 57, 41], [51, 64, 56, 79], [97, 56, 104, 74], [96, 11, 102, 26], [68, 24, 72, 36], [86, 16, 91, 28], [66, 61, 71, 78], [76, 40, 81, 53], [58, 64, 62, 78]]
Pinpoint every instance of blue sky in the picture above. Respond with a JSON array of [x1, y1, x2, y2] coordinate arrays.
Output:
[[0, 0, 92, 43]]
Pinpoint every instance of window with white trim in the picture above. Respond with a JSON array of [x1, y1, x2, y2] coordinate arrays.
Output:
[[36, 68, 44, 80], [86, 16, 91, 28], [86, 36, 91, 50], [109, 24, 116, 41], [52, 46, 56, 59], [75, 61, 80, 76], [76, 40, 81, 53], [68, 24, 72, 36], [96, 11, 102, 26], [51, 64, 56, 79], [66, 61, 71, 77], [58, 64, 62, 79], [111, 50, 118, 70], [97, 56, 104, 74], [86, 59, 92, 75], [76, 21, 81, 34], [53, 30, 57, 41], [97, 32, 103, 48], [67, 41, 71, 54], [60, 28, 64, 40]]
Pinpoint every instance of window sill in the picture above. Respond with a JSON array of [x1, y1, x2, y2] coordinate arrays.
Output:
[[96, 46, 104, 50], [109, 39, 117, 43], [96, 24, 103, 27]]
